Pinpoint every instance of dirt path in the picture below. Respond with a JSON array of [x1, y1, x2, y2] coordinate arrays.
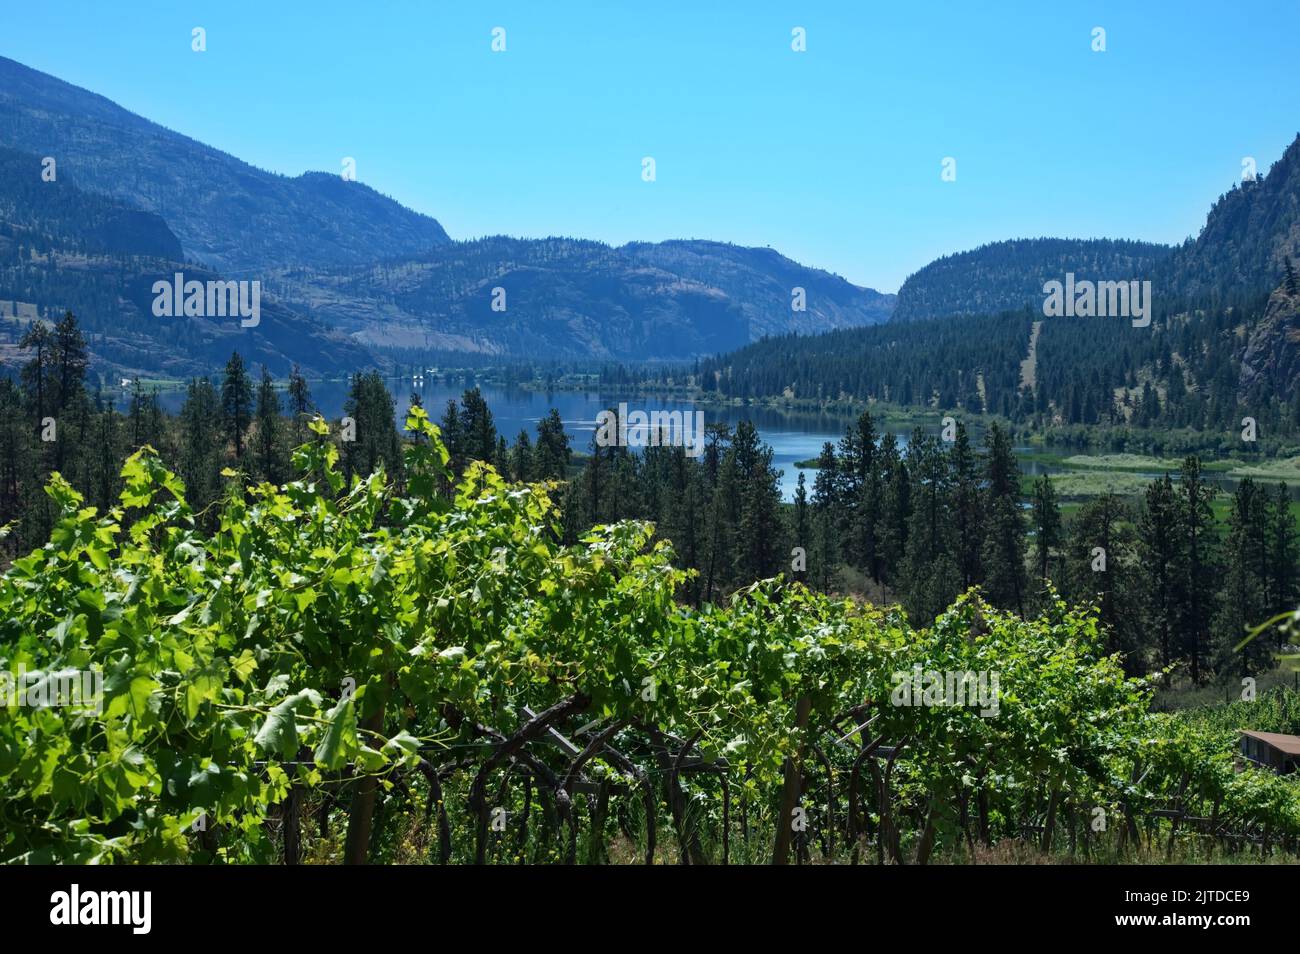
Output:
[[1019, 320, 1043, 391]]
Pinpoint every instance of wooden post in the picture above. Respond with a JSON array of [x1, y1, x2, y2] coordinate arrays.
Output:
[[343, 699, 387, 865], [772, 694, 813, 865]]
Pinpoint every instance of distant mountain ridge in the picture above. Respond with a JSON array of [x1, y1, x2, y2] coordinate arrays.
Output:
[[0, 55, 451, 275], [890, 137, 1300, 325], [1164, 135, 1300, 301], [0, 55, 897, 371], [620, 240, 895, 338], [0, 144, 371, 378], [890, 238, 1175, 322], [710, 132, 1300, 426], [270, 236, 896, 361]]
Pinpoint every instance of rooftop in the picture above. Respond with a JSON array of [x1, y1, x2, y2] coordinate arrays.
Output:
[[1239, 730, 1300, 756]]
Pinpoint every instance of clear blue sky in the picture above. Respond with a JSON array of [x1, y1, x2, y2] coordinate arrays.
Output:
[[5, 0, 1298, 291]]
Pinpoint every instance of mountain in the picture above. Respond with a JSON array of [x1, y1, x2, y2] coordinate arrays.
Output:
[[0, 145, 181, 261], [620, 240, 895, 337], [0, 56, 450, 276], [0, 145, 371, 379], [270, 236, 894, 361], [1165, 135, 1300, 301], [0, 56, 896, 366], [709, 134, 1300, 430], [1238, 276, 1300, 402], [890, 238, 1175, 322]]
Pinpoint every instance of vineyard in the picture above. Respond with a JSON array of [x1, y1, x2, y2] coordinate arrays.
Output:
[[3, 409, 1299, 865]]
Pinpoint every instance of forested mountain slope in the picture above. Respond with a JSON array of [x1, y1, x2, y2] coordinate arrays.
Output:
[[0, 146, 371, 378], [271, 236, 895, 360], [890, 238, 1174, 323], [0, 55, 451, 275]]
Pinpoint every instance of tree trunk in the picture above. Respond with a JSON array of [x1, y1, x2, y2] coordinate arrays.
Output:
[[343, 699, 387, 865], [772, 694, 813, 865]]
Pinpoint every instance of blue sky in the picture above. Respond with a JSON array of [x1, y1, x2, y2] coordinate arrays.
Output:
[[5, 1, 1298, 291]]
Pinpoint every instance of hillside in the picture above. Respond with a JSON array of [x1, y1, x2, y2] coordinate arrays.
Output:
[[0, 55, 897, 366], [708, 134, 1300, 430], [0, 55, 450, 275], [890, 238, 1174, 323], [0, 146, 372, 378], [1164, 134, 1300, 301], [270, 236, 894, 361], [621, 240, 895, 338]]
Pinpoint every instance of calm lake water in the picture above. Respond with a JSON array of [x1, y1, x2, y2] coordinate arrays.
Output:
[[135, 378, 849, 500], [131, 376, 1295, 502]]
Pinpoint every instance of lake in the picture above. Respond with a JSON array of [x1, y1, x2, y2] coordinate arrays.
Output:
[[128, 376, 1298, 502]]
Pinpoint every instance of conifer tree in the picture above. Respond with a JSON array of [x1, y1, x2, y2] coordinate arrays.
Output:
[[1178, 457, 1219, 684], [1138, 474, 1184, 671], [950, 420, 984, 589], [875, 432, 910, 586], [902, 430, 959, 623], [220, 351, 253, 460], [731, 420, 784, 585], [179, 377, 222, 519], [1030, 474, 1062, 582], [511, 430, 534, 482], [341, 371, 402, 484], [254, 366, 284, 484], [287, 363, 314, 449], [980, 422, 1027, 615], [1266, 483, 1297, 646], [1213, 478, 1271, 675], [459, 387, 497, 464], [1065, 494, 1140, 663], [534, 408, 571, 480], [792, 470, 810, 586]]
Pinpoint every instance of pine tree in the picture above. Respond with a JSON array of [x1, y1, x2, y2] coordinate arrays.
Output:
[[511, 430, 534, 482], [1030, 474, 1062, 582], [1178, 457, 1219, 684], [0, 379, 27, 550], [179, 377, 222, 520], [128, 380, 164, 452], [254, 366, 284, 484], [902, 429, 959, 624], [980, 423, 1026, 615], [851, 411, 882, 582], [19, 321, 55, 442], [810, 442, 841, 592], [51, 312, 88, 417], [1266, 483, 1297, 646], [1065, 494, 1140, 663], [89, 399, 123, 513], [950, 420, 984, 589], [792, 469, 810, 586], [18, 322, 60, 544], [730, 420, 783, 584], [440, 399, 464, 481], [875, 432, 910, 586], [1138, 474, 1184, 672], [341, 371, 402, 484], [220, 352, 253, 460], [534, 408, 571, 480], [287, 363, 314, 450], [494, 435, 511, 476], [459, 388, 497, 464], [1213, 478, 1271, 676]]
